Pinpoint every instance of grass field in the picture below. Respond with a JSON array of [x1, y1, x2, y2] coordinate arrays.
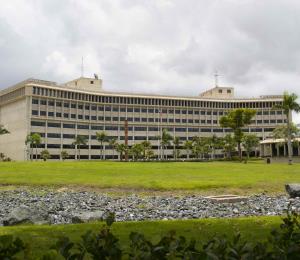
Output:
[[0, 161, 300, 194], [0, 216, 281, 257]]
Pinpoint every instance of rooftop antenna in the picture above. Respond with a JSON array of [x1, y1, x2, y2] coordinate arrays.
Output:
[[81, 57, 84, 77], [214, 70, 219, 87]]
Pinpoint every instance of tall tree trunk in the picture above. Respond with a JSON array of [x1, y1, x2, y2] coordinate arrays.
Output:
[[238, 142, 242, 161], [100, 142, 102, 160], [287, 110, 293, 165], [78, 147, 81, 161], [35, 145, 38, 161]]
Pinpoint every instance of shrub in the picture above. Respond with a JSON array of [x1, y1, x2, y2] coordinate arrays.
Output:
[[1, 209, 299, 259]]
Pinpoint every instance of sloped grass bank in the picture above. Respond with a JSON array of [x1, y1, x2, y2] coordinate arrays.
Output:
[[0, 216, 281, 258], [0, 161, 300, 194]]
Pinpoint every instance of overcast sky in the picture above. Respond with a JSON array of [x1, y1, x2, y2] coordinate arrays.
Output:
[[1, 0, 300, 120]]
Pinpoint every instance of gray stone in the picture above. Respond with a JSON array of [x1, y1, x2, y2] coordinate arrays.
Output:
[[71, 210, 104, 223], [3, 205, 48, 226], [285, 184, 300, 198]]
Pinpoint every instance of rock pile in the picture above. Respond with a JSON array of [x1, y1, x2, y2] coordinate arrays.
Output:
[[0, 190, 299, 226]]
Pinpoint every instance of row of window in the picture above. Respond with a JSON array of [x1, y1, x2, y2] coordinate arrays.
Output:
[[32, 110, 286, 125], [31, 121, 275, 133], [32, 99, 284, 116], [32, 86, 283, 109]]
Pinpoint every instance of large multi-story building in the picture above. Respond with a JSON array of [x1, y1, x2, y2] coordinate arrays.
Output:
[[0, 76, 285, 161]]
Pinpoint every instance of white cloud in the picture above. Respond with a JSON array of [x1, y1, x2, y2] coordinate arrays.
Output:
[[1, 0, 300, 122]]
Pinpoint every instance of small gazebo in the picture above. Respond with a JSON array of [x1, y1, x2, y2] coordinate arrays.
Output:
[[260, 138, 300, 158]]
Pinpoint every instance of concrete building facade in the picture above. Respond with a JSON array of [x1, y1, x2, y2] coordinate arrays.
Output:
[[0, 77, 285, 161]]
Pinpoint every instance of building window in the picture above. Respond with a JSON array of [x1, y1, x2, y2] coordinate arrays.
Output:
[[32, 110, 38, 115], [40, 111, 46, 116], [48, 112, 54, 117], [63, 123, 75, 129], [48, 122, 61, 128], [47, 144, 61, 149], [56, 112, 62, 117], [91, 125, 103, 130], [31, 121, 45, 127], [77, 124, 89, 129], [47, 133, 61, 138], [63, 134, 75, 139], [32, 99, 39, 104]]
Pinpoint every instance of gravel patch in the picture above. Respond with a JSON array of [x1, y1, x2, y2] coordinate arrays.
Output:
[[0, 190, 299, 225]]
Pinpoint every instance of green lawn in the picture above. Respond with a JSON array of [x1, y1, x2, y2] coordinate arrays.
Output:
[[0, 161, 300, 194], [0, 216, 281, 258]]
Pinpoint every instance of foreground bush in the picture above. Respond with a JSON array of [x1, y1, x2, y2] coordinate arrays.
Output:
[[1, 210, 300, 259]]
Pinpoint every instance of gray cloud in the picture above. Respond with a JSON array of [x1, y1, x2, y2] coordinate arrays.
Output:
[[1, 0, 300, 120]]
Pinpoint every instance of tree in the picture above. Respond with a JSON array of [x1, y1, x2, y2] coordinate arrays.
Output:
[[272, 124, 299, 140], [116, 143, 128, 161], [130, 143, 143, 161], [0, 125, 9, 135], [272, 124, 299, 155], [96, 131, 108, 160], [241, 134, 259, 161], [221, 134, 236, 159], [160, 129, 173, 160], [40, 149, 51, 161], [73, 135, 87, 161], [61, 150, 69, 161], [183, 140, 193, 160], [141, 141, 152, 160], [109, 138, 117, 160], [25, 133, 41, 161], [273, 92, 300, 165], [208, 134, 222, 159], [220, 108, 256, 160], [173, 136, 181, 160]]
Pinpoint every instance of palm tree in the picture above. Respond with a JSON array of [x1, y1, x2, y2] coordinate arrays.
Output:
[[273, 92, 300, 165], [109, 138, 117, 160], [96, 131, 107, 160], [160, 129, 173, 160], [0, 125, 9, 135], [116, 143, 128, 161], [208, 134, 221, 160], [173, 136, 181, 160], [130, 143, 143, 161], [141, 140, 152, 160], [184, 140, 193, 160], [25, 133, 41, 161], [272, 124, 299, 157], [61, 150, 69, 161], [73, 135, 87, 161], [40, 149, 51, 161]]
